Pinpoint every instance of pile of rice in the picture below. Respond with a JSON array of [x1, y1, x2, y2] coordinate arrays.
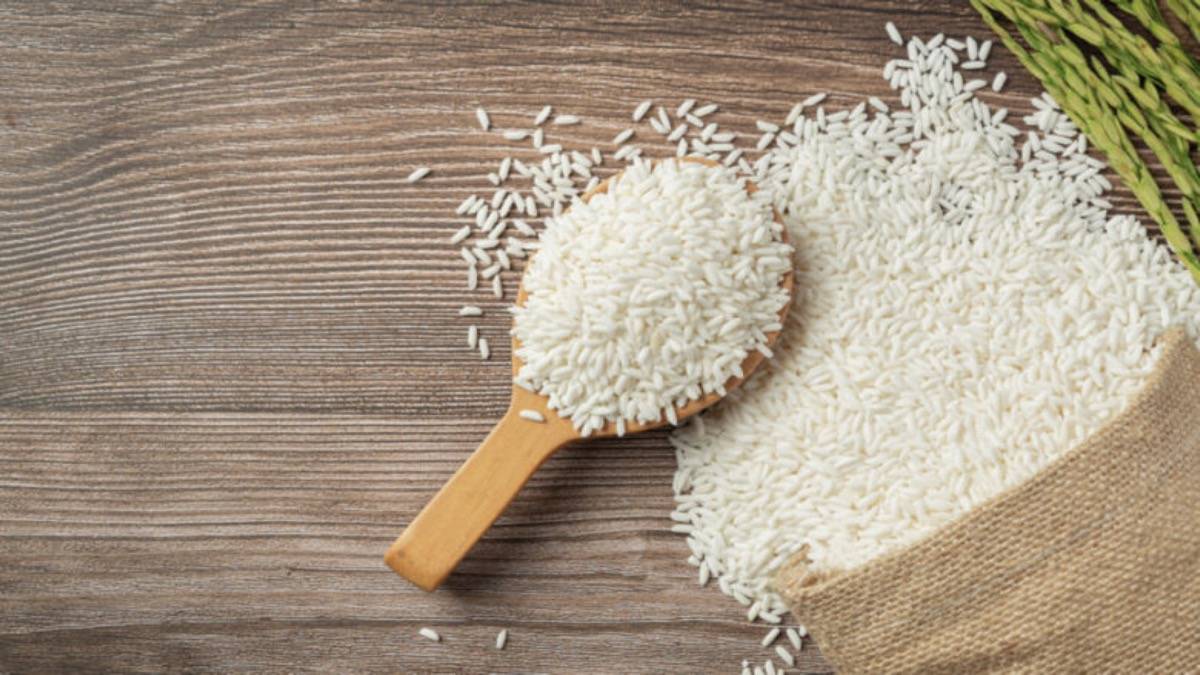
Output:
[[668, 28, 1200, 626], [512, 160, 792, 436]]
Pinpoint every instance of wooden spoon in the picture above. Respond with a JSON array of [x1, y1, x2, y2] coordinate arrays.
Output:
[[385, 157, 795, 591]]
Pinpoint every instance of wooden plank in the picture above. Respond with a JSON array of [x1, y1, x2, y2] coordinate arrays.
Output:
[[0, 409, 831, 673]]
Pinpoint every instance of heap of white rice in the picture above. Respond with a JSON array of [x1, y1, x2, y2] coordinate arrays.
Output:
[[512, 160, 792, 436], [668, 31, 1200, 624]]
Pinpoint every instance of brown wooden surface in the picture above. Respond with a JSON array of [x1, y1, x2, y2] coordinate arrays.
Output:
[[0, 1, 1149, 673]]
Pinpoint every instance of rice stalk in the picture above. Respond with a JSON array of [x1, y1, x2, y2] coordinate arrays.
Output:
[[972, 0, 1200, 283]]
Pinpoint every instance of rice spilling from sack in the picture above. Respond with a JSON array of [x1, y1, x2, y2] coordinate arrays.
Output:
[[512, 160, 792, 436], [669, 32, 1200, 621]]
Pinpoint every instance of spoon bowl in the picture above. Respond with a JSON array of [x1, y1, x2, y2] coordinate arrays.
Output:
[[386, 157, 794, 590]]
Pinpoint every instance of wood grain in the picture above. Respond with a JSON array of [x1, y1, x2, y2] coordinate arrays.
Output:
[[0, 1, 1167, 672], [4, 409, 814, 673]]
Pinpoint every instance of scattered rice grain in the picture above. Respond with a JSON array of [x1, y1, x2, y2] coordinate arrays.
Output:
[[633, 100, 652, 122], [519, 409, 546, 423]]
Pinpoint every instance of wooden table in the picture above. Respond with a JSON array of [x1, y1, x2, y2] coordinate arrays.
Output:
[[0, 2, 1146, 672]]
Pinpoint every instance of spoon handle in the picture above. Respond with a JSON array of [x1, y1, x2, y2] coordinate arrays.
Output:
[[385, 407, 574, 591]]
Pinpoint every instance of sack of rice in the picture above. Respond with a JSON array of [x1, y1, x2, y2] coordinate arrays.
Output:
[[775, 328, 1200, 673]]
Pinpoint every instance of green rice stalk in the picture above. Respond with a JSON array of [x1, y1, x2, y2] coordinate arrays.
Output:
[[972, 0, 1200, 281], [993, 0, 1200, 127], [1094, 0, 1200, 121]]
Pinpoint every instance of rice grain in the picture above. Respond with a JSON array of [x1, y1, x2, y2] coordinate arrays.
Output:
[[518, 409, 546, 423], [633, 100, 652, 122]]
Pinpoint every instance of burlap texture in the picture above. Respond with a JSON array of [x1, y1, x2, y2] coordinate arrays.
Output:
[[775, 328, 1200, 674]]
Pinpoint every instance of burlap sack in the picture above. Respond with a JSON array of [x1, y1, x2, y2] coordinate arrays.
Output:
[[775, 328, 1200, 674]]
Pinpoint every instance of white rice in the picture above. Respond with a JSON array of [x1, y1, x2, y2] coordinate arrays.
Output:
[[885, 21, 902, 45], [801, 92, 826, 107], [612, 129, 635, 145], [495, 629, 508, 650], [518, 409, 546, 423], [633, 100, 652, 122], [504, 130, 528, 141], [535, 105, 553, 126], [475, 107, 490, 131], [479, 338, 490, 361], [613, 145, 638, 161], [459, 305, 483, 317], [785, 628, 802, 651], [553, 114, 581, 126], [449, 225, 472, 244], [775, 646, 795, 667], [418, 627, 440, 642], [669, 29, 1200, 628], [512, 160, 792, 437], [761, 628, 780, 647], [513, 219, 536, 237], [992, 71, 1008, 91], [406, 167, 431, 183], [468, 325, 478, 349]]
